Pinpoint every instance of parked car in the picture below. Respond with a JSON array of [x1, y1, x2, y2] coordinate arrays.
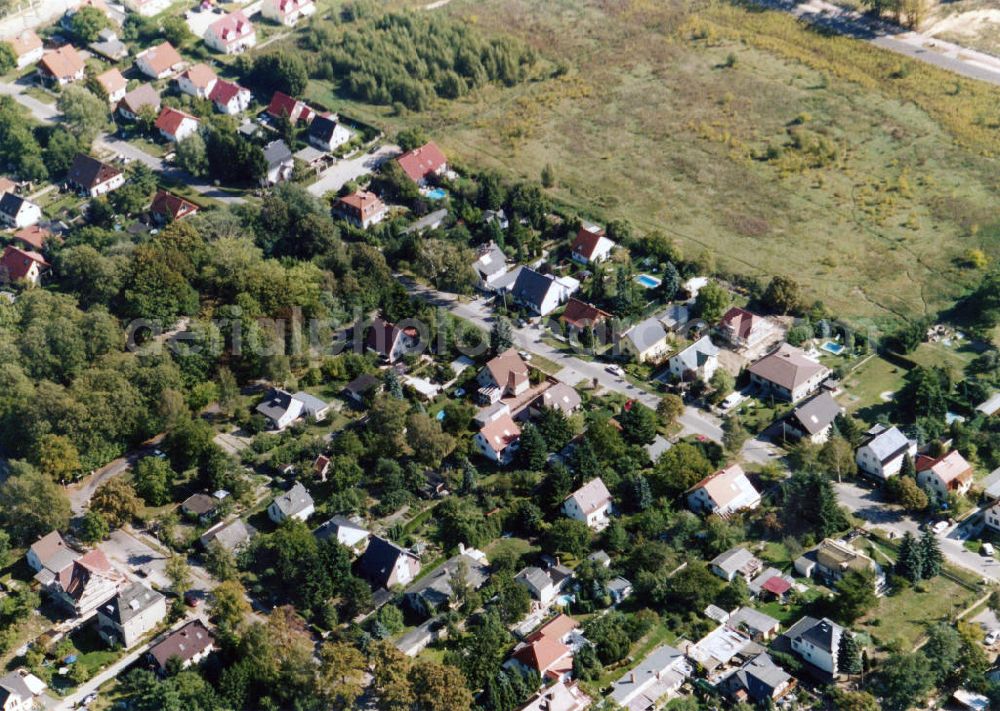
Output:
[[983, 542, 995, 557], [986, 630, 1000, 646], [518, 351, 533, 362], [932, 520, 949, 535], [184, 592, 202, 607], [605, 364, 625, 377]]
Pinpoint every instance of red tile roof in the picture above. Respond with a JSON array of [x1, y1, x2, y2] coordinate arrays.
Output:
[[39, 45, 84, 80], [0, 245, 48, 280], [762, 576, 792, 596], [561, 298, 610, 329], [137, 42, 183, 76], [13, 225, 53, 251], [179, 63, 217, 90], [266, 91, 313, 123], [150, 190, 198, 221], [208, 79, 246, 105], [719, 306, 764, 338], [571, 225, 608, 260], [208, 11, 254, 46], [154, 107, 197, 137], [396, 141, 447, 183]]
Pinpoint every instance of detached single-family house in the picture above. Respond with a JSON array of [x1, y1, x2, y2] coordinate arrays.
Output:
[[472, 242, 509, 291], [180, 493, 219, 523], [784, 391, 842, 444], [149, 620, 215, 672], [784, 616, 842, 677], [570, 223, 615, 264], [117, 83, 160, 121], [365, 317, 419, 363], [728, 607, 781, 643], [47, 549, 123, 617], [687, 464, 761, 517], [855, 424, 917, 480], [518, 681, 591, 711], [620, 316, 670, 364], [199, 518, 255, 552], [668, 335, 719, 382], [917, 450, 973, 501], [308, 114, 351, 151], [150, 190, 198, 224], [608, 644, 690, 711], [985, 501, 1000, 533], [531, 382, 582, 417], [403, 547, 490, 618], [0, 245, 48, 286], [267, 482, 314, 524], [333, 190, 388, 229], [560, 298, 610, 334], [204, 11, 256, 54], [155, 107, 199, 143], [342, 373, 381, 406], [0, 670, 47, 711], [358, 536, 421, 590], [795, 538, 884, 591], [267, 91, 314, 124], [719, 652, 794, 705], [255, 388, 303, 430], [88, 28, 129, 62], [748, 343, 831, 403], [718, 307, 775, 350], [12, 225, 53, 252], [262, 0, 315, 25], [26, 531, 77, 576], [314, 515, 369, 552], [509, 267, 579, 317], [67, 154, 124, 197], [95, 68, 127, 104], [474, 412, 521, 465], [177, 63, 218, 99], [396, 141, 447, 185], [9, 30, 43, 69], [97, 582, 166, 648], [514, 566, 560, 605], [262, 139, 294, 185], [208, 80, 252, 115], [709, 546, 763, 583], [0, 193, 41, 229], [508, 614, 580, 683], [38, 45, 85, 85], [135, 41, 183, 79], [476, 348, 530, 403], [562, 477, 613, 529]]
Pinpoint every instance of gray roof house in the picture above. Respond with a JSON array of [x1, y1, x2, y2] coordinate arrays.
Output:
[[403, 547, 490, 618], [783, 391, 842, 444], [267, 482, 314, 524], [0, 669, 46, 710], [719, 652, 794, 704], [609, 644, 690, 710], [314, 515, 369, 551], [200, 518, 255, 552], [783, 616, 843, 678], [728, 606, 780, 642], [262, 139, 294, 185], [255, 388, 303, 430], [668, 335, 720, 382], [291, 391, 330, 421], [620, 316, 670, 364], [403, 208, 449, 235], [472, 241, 508, 290], [97, 582, 167, 648], [710, 547, 763, 583]]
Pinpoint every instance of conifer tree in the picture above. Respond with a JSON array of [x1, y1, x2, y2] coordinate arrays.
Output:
[[838, 631, 863, 676], [920, 528, 943, 578], [896, 531, 925, 582]]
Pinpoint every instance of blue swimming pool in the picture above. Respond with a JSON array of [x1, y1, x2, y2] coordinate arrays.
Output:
[[555, 594, 574, 608], [821, 341, 845, 355], [425, 187, 448, 200], [635, 274, 661, 289]]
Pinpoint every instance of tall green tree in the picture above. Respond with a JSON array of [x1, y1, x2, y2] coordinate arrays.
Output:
[[619, 402, 657, 445], [920, 528, 943, 578], [896, 531, 924, 582], [838, 631, 863, 675], [695, 281, 729, 323], [490, 316, 514, 355]]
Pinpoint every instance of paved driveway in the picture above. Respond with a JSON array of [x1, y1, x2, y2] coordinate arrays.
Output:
[[99, 529, 171, 589], [307, 144, 400, 197]]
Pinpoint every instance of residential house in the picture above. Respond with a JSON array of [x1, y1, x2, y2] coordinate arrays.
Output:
[[266, 91, 314, 124], [620, 316, 670, 364], [149, 620, 215, 672], [795, 538, 884, 590], [26, 531, 77, 576], [9, 30, 42, 69], [718, 307, 775, 350], [150, 190, 198, 223], [117, 84, 160, 121], [0, 194, 41, 229], [719, 652, 794, 705], [687, 624, 755, 672], [476, 348, 530, 403], [516, 680, 591, 711], [474, 412, 521, 465], [358, 536, 421, 589], [180, 493, 219, 523], [342, 373, 381, 406], [177, 63, 218, 99], [12, 225, 53, 253], [267, 482, 314, 524], [0, 178, 15, 195], [748, 566, 793, 598], [199, 518, 255, 552], [748, 343, 831, 402], [570, 223, 615, 264], [38, 45, 85, 85], [607, 576, 633, 604], [709, 546, 763, 583], [403, 546, 490, 618], [88, 28, 129, 62], [208, 80, 251, 115], [47, 549, 123, 616], [508, 614, 580, 683], [262, 139, 294, 185], [472, 242, 509, 291], [396, 141, 448, 185], [531, 382, 582, 417], [784, 616, 842, 677], [728, 607, 780, 642], [365, 316, 419, 363], [314, 515, 369, 552], [855, 424, 917, 480], [204, 11, 256, 54], [667, 335, 719, 382], [0, 246, 48, 286], [255, 388, 303, 429], [509, 267, 579, 317], [97, 582, 166, 648], [135, 42, 183, 79], [155, 107, 199, 143], [562, 478, 613, 529], [985, 501, 1000, 533], [608, 644, 690, 710], [560, 297, 610, 334], [402, 208, 448, 235], [758, 575, 793, 603], [658, 302, 690, 333], [333, 190, 388, 229], [917, 449, 973, 501], [95, 68, 127, 104], [261, 0, 315, 25], [514, 566, 560, 605], [687, 464, 761, 517], [784, 391, 842, 444], [308, 114, 351, 151], [0, 670, 47, 711]]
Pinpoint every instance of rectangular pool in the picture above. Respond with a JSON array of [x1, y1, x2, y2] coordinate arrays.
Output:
[[425, 188, 448, 200], [821, 341, 845, 355], [635, 274, 661, 289]]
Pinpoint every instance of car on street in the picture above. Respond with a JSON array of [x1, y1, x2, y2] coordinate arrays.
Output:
[[80, 693, 97, 707], [932, 520, 949, 535], [518, 351, 532, 362], [986, 630, 1000, 646], [983, 543, 996, 557], [605, 364, 625, 377]]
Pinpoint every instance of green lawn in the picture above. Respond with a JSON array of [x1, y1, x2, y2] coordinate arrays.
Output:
[[858, 575, 979, 650], [838, 354, 907, 421], [908, 340, 982, 379]]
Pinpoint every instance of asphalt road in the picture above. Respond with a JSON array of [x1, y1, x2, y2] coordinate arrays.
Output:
[[306, 144, 401, 198]]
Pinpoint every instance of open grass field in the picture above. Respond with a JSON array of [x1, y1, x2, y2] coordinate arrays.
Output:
[[298, 0, 1000, 329], [858, 575, 979, 650]]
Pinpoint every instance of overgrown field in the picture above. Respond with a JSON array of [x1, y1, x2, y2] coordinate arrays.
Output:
[[305, 0, 1000, 328]]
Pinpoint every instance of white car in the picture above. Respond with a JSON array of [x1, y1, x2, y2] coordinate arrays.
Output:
[[932, 521, 948, 535], [605, 364, 625, 377], [518, 351, 533, 362], [986, 630, 1000, 646]]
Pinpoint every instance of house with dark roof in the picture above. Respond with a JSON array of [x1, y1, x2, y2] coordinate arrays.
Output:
[[748, 343, 831, 403], [255, 388, 303, 430], [472, 242, 509, 291], [66, 154, 124, 197], [365, 317, 418, 363], [0, 245, 48, 286], [342, 373, 382, 406], [308, 114, 351, 152], [209, 80, 252, 115], [396, 141, 447, 185], [150, 190, 198, 224], [514, 566, 561, 605], [89, 28, 129, 62], [267, 482, 314, 524], [97, 582, 166, 648], [570, 223, 615, 264], [854, 424, 917, 480], [262, 139, 294, 185], [667, 335, 720, 383], [181, 493, 219, 523], [560, 298, 610, 333], [718, 652, 794, 704], [508, 267, 579, 317], [562, 478, 613, 529], [314, 515, 369, 552], [117, 83, 161, 121], [783, 391, 842, 444], [403, 546, 490, 618], [783, 616, 842, 676], [358, 536, 421, 590], [333, 190, 387, 229], [149, 619, 215, 672], [0, 193, 41, 229], [608, 644, 690, 710], [620, 315, 670, 364]]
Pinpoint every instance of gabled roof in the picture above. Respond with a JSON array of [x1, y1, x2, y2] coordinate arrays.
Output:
[[482, 347, 529, 389], [688, 464, 760, 512], [314, 515, 368, 543], [256, 387, 296, 421], [789, 392, 841, 435], [536, 382, 581, 415], [149, 619, 214, 668], [271, 482, 313, 517], [154, 107, 198, 136], [515, 566, 553, 592], [95, 68, 127, 96], [727, 653, 792, 702], [181, 493, 217, 516], [571, 224, 614, 261], [0, 192, 34, 218], [39, 45, 84, 79], [396, 141, 447, 182], [624, 316, 668, 353], [671, 335, 719, 372], [365, 316, 415, 359], [263, 139, 293, 168], [118, 83, 160, 115], [609, 644, 686, 706], [267, 91, 312, 122], [860, 425, 911, 463], [786, 616, 841, 654], [343, 373, 380, 397], [56, 549, 121, 601], [561, 298, 610, 329], [472, 242, 507, 278], [309, 114, 343, 144], [9, 29, 41, 58], [100, 582, 164, 625], [917, 450, 973, 485], [513, 634, 572, 676], [719, 306, 769, 339], [0, 245, 48, 280], [478, 412, 521, 455], [136, 41, 182, 76], [179, 63, 217, 90], [0, 670, 36, 706], [336, 190, 384, 215], [200, 518, 255, 551], [359, 536, 419, 587], [207, 11, 253, 44], [150, 190, 198, 220], [728, 607, 779, 635], [511, 267, 559, 310], [270, 0, 312, 16], [208, 79, 247, 105], [748, 343, 829, 392], [564, 477, 611, 515], [710, 546, 759, 576], [29, 531, 72, 569]]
